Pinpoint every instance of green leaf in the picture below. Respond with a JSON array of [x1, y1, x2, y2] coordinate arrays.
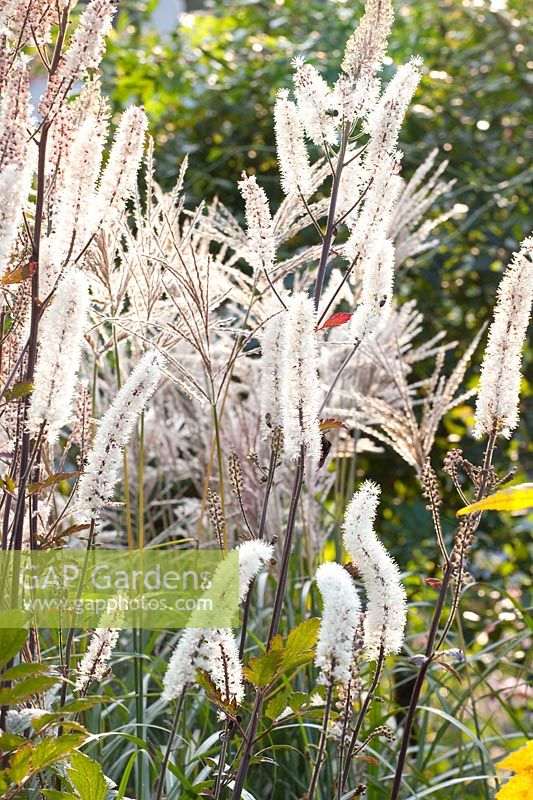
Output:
[[265, 690, 289, 720], [59, 696, 110, 714], [281, 618, 320, 670], [0, 675, 59, 706], [3, 380, 33, 402], [67, 751, 107, 800], [287, 691, 308, 713], [1, 663, 50, 682], [0, 629, 28, 669], [28, 471, 81, 494], [8, 743, 32, 786], [43, 791, 78, 800], [457, 483, 533, 516], [243, 649, 284, 688], [0, 733, 27, 752]]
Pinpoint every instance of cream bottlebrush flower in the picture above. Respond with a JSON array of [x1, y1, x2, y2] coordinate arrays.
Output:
[[315, 562, 361, 685], [259, 303, 287, 436], [162, 627, 244, 706], [343, 481, 406, 659], [238, 172, 276, 277], [76, 350, 162, 521], [280, 292, 322, 466], [292, 57, 337, 147], [28, 269, 90, 442], [350, 239, 395, 343], [39, 0, 116, 120], [96, 106, 148, 223], [75, 626, 120, 693], [237, 539, 274, 601], [0, 0, 57, 46], [474, 237, 533, 438], [365, 57, 422, 159], [341, 0, 394, 78], [274, 89, 312, 197], [332, 73, 380, 125]]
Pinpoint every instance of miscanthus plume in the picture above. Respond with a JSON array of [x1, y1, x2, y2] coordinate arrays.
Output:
[[28, 269, 89, 442], [76, 350, 162, 521], [315, 562, 361, 685], [343, 481, 406, 659], [280, 292, 322, 466], [474, 236, 533, 438]]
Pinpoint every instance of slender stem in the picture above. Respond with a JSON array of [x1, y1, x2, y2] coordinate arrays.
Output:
[[308, 678, 335, 800], [212, 402, 227, 549], [153, 689, 186, 800], [214, 725, 230, 800]]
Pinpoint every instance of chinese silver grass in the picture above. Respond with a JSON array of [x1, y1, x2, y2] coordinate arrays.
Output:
[[315, 562, 361, 685], [238, 172, 276, 277], [274, 89, 312, 197], [28, 269, 90, 442], [343, 481, 406, 659], [236, 539, 274, 602], [76, 350, 162, 521], [39, 0, 116, 120], [474, 236, 533, 438], [280, 292, 322, 467], [350, 238, 395, 343]]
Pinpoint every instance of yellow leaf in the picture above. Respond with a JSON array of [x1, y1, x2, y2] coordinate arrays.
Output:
[[457, 483, 533, 516]]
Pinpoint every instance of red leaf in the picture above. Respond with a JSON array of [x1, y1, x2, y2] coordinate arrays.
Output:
[[318, 312, 352, 331], [424, 577, 442, 589], [358, 755, 379, 766], [319, 418, 348, 432], [2, 261, 37, 286]]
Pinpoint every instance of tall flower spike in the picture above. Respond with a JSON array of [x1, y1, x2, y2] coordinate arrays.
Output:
[[342, 0, 394, 79], [75, 603, 123, 694], [280, 292, 322, 467], [343, 481, 406, 659], [76, 350, 162, 521], [315, 562, 362, 685], [274, 89, 312, 197], [259, 303, 287, 437], [96, 106, 148, 224], [237, 539, 274, 602], [365, 57, 422, 160], [292, 57, 337, 148], [474, 237, 533, 438], [0, 1, 57, 47], [28, 269, 90, 443], [238, 172, 276, 277], [39, 0, 116, 120], [350, 239, 395, 343]]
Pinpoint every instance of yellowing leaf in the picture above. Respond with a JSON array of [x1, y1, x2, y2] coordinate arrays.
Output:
[[457, 483, 533, 516]]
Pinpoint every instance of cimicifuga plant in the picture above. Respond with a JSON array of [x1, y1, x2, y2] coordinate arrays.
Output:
[[0, 0, 530, 798]]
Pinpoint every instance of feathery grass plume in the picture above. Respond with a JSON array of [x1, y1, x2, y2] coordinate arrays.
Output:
[[474, 237, 533, 438], [280, 292, 322, 466], [259, 303, 287, 437], [75, 626, 120, 694], [39, 0, 116, 120], [0, 57, 33, 274], [96, 106, 148, 224], [315, 562, 362, 685], [350, 239, 395, 343], [292, 56, 337, 147], [237, 539, 274, 601], [76, 350, 162, 521], [238, 172, 276, 277], [343, 481, 406, 659], [28, 269, 90, 442], [274, 89, 312, 197], [162, 628, 244, 706], [341, 0, 394, 79]]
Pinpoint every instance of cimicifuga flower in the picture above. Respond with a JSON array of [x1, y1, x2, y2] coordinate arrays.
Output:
[[259, 304, 287, 436], [343, 481, 406, 659], [1, 0, 57, 46], [365, 57, 422, 160], [96, 106, 148, 224], [75, 625, 120, 693], [274, 89, 312, 197], [237, 539, 274, 602], [341, 0, 394, 79], [162, 628, 244, 706], [474, 237, 533, 438], [28, 269, 90, 442], [238, 172, 276, 277], [350, 239, 395, 343], [292, 56, 337, 148], [315, 562, 361, 685], [76, 350, 162, 521], [39, 0, 116, 120], [280, 292, 322, 466]]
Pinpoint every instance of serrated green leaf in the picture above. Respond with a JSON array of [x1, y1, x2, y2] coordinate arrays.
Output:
[[1, 663, 50, 682], [0, 675, 59, 706], [59, 696, 110, 714], [281, 618, 320, 671], [32, 734, 86, 771], [8, 743, 32, 785], [0, 732, 27, 752], [243, 649, 284, 688], [0, 629, 27, 669], [67, 751, 107, 800], [265, 690, 289, 720], [287, 691, 308, 713], [42, 791, 77, 800]]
